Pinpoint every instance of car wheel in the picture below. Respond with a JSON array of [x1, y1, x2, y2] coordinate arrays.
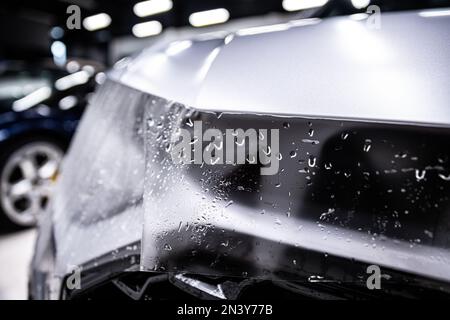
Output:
[[0, 139, 64, 229]]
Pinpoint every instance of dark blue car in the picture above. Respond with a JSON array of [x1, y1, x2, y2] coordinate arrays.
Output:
[[0, 60, 99, 228]]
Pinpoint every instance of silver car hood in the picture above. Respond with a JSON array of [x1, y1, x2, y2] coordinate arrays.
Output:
[[111, 9, 450, 127]]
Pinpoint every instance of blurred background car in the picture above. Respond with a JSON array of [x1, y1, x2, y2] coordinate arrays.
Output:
[[0, 60, 99, 228]]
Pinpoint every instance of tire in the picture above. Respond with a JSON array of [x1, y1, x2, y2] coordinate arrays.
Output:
[[0, 137, 64, 231]]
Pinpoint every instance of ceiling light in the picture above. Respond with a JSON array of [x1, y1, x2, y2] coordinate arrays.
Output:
[[282, 0, 328, 12], [351, 0, 371, 9], [83, 13, 111, 31], [12, 87, 52, 112], [133, 0, 173, 17], [189, 8, 230, 27], [55, 71, 90, 91], [132, 20, 163, 38]]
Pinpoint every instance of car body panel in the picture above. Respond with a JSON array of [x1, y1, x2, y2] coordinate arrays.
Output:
[[140, 95, 450, 283], [33, 81, 145, 281], [112, 10, 450, 127], [31, 9, 450, 299]]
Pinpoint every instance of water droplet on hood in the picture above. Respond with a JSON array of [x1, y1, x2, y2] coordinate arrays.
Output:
[[320, 208, 335, 221], [308, 156, 316, 167], [424, 230, 434, 238], [363, 139, 372, 152], [262, 146, 271, 156], [415, 169, 426, 181], [259, 131, 265, 141]]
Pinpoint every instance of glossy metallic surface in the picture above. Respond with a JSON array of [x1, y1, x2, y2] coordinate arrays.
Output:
[[112, 10, 450, 127]]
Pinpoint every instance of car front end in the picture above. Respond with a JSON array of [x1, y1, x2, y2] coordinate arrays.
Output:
[[30, 8, 450, 300]]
